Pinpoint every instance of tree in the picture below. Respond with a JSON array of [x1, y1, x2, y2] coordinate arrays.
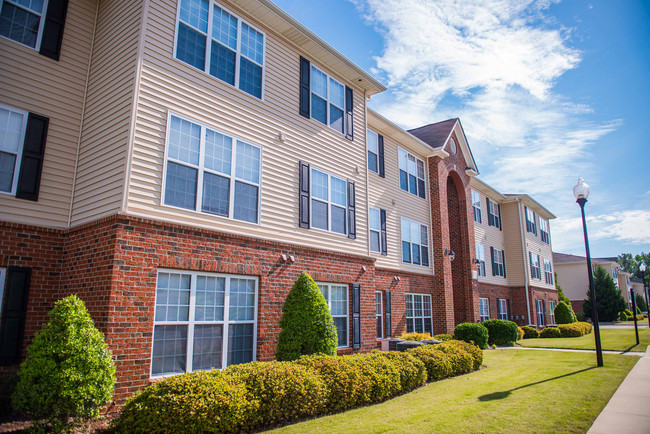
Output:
[[12, 295, 115, 431], [618, 252, 650, 287], [554, 301, 576, 324], [276, 272, 338, 361], [583, 265, 627, 322], [636, 292, 648, 313]]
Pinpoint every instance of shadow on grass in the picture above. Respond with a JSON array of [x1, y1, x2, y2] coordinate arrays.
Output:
[[478, 367, 597, 401]]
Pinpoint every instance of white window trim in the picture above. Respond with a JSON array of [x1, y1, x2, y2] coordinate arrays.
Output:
[[530, 252, 541, 280], [172, 0, 266, 100], [493, 248, 506, 277], [471, 189, 482, 223], [405, 293, 432, 334], [400, 217, 430, 267], [536, 299, 546, 326], [0, 103, 28, 196], [369, 207, 380, 253], [526, 207, 536, 234], [367, 129, 379, 174], [161, 111, 262, 225], [479, 297, 490, 322], [308, 63, 347, 135], [309, 166, 348, 237], [488, 200, 500, 228], [318, 282, 349, 348], [150, 269, 258, 378], [497, 298, 508, 320], [539, 218, 550, 243], [398, 147, 426, 199], [475, 242, 486, 277], [0, 0, 49, 51], [544, 258, 553, 284], [375, 290, 383, 340], [0, 268, 5, 318]]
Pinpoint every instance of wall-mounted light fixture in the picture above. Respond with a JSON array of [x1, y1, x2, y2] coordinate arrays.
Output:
[[361, 266, 367, 272], [445, 249, 456, 262], [393, 276, 401, 282]]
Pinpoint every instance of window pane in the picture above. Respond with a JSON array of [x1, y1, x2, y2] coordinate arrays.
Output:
[[201, 172, 229, 216], [211, 5, 236, 49], [235, 141, 260, 184], [311, 169, 328, 201], [330, 286, 348, 316], [367, 130, 378, 153], [227, 323, 254, 365], [406, 294, 413, 317], [0, 4, 39, 48], [331, 205, 346, 235], [311, 94, 327, 125], [195, 276, 225, 321], [152, 325, 187, 376], [329, 105, 344, 133], [176, 22, 206, 70], [179, 0, 209, 32], [412, 244, 420, 265], [204, 129, 232, 175], [14, 0, 44, 14], [398, 148, 407, 170], [399, 170, 408, 191], [0, 151, 16, 193], [209, 42, 236, 85], [240, 23, 263, 64], [402, 241, 411, 263], [229, 278, 255, 321], [401, 218, 410, 242], [409, 174, 417, 195], [330, 177, 346, 207], [333, 317, 347, 347], [329, 78, 344, 108], [165, 161, 198, 210], [312, 199, 328, 230], [420, 225, 428, 246], [368, 151, 378, 172], [239, 57, 262, 98], [410, 222, 420, 245], [418, 179, 426, 198], [310, 67, 327, 98], [376, 292, 382, 315], [168, 116, 200, 166], [233, 181, 258, 223], [417, 160, 424, 178], [156, 272, 191, 321], [369, 208, 380, 230], [421, 246, 429, 266], [192, 324, 223, 371], [0, 108, 24, 153]]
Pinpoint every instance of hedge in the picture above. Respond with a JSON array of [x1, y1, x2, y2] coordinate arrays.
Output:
[[482, 319, 519, 345], [559, 322, 593, 337], [454, 323, 489, 349], [370, 350, 427, 392], [439, 340, 483, 370], [399, 332, 432, 341], [522, 326, 539, 339], [433, 333, 454, 342], [539, 327, 562, 338]]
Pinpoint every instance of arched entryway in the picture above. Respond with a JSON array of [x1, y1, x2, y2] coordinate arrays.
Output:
[[446, 173, 471, 325]]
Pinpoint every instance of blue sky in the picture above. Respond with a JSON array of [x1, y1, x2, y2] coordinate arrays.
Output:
[[274, 0, 650, 259]]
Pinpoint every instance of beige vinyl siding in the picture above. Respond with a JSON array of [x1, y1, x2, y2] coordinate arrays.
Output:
[[524, 211, 555, 290], [70, 0, 143, 226], [555, 262, 589, 302], [473, 192, 510, 285], [0, 0, 96, 228], [366, 128, 433, 274], [124, 0, 369, 255], [500, 201, 525, 285]]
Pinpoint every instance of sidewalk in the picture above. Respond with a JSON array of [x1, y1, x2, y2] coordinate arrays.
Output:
[[588, 345, 650, 433]]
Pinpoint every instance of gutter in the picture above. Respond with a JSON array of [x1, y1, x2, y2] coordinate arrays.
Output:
[[517, 198, 532, 324]]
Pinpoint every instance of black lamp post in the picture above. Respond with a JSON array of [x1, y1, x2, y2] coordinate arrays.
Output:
[[641, 262, 649, 327], [573, 178, 603, 367], [630, 287, 639, 344]]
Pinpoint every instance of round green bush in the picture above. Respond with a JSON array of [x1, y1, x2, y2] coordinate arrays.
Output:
[[407, 346, 453, 381], [453, 323, 489, 349], [554, 301, 576, 324], [276, 272, 338, 361], [440, 340, 483, 370], [12, 295, 115, 431], [224, 361, 327, 428], [370, 350, 427, 392], [113, 370, 256, 433], [539, 327, 562, 338], [482, 319, 519, 346], [522, 326, 539, 339], [433, 333, 454, 342]]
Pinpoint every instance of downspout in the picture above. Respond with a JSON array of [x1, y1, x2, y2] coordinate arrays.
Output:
[[517, 198, 532, 325], [363, 90, 370, 257]]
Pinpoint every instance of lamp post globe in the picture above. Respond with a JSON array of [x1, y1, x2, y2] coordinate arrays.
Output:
[[573, 177, 590, 201]]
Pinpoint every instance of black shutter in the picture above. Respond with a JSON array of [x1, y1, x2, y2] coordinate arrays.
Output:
[[298, 161, 310, 228], [502, 250, 507, 278], [378, 134, 385, 178], [533, 212, 537, 235], [0, 267, 31, 365], [352, 284, 361, 349], [384, 290, 392, 338], [490, 246, 496, 276], [16, 113, 49, 201], [497, 203, 502, 230], [486, 197, 493, 226], [299, 56, 310, 118], [507, 299, 511, 320], [347, 181, 356, 239], [345, 86, 354, 141], [542, 300, 546, 325], [39, 0, 68, 61], [380, 209, 387, 256], [524, 206, 529, 232]]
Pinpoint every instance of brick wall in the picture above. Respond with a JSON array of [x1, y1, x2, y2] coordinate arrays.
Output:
[[477, 282, 529, 325], [530, 285, 559, 327]]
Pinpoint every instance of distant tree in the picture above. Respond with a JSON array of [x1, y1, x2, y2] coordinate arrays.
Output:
[[618, 252, 650, 287], [583, 265, 627, 322], [636, 292, 648, 313]]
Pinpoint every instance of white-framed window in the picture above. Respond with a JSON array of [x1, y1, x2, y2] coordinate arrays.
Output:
[[398, 147, 425, 199], [367, 129, 379, 174], [539, 218, 550, 244], [536, 299, 546, 326], [0, 268, 5, 318], [162, 113, 262, 224], [492, 247, 506, 277], [318, 283, 349, 347], [369, 207, 381, 253], [405, 293, 432, 334], [529, 252, 541, 280], [525, 207, 537, 235], [471, 189, 482, 223], [497, 298, 508, 320], [375, 291, 383, 339], [544, 258, 553, 284], [151, 270, 257, 377], [488, 199, 501, 229], [401, 217, 429, 266], [475, 242, 486, 277], [174, 0, 265, 99], [311, 167, 347, 235], [0, 104, 27, 195], [479, 297, 490, 322], [310, 64, 346, 134], [0, 0, 48, 50], [549, 300, 556, 325], [612, 266, 618, 279]]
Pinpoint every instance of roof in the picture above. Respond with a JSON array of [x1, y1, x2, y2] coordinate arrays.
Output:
[[553, 252, 619, 265], [407, 119, 458, 149]]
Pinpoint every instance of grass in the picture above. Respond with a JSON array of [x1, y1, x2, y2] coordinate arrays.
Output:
[[519, 328, 650, 352], [269, 349, 638, 433]]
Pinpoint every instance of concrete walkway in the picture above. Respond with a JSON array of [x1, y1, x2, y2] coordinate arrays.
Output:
[[588, 345, 650, 433]]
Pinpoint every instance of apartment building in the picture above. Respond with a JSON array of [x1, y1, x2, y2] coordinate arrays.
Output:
[[0, 0, 556, 399]]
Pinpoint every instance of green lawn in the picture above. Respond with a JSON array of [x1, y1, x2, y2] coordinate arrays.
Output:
[[519, 328, 650, 352], [268, 349, 638, 433]]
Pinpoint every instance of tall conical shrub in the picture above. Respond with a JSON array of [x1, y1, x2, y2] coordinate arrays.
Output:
[[554, 301, 577, 324], [276, 272, 338, 361]]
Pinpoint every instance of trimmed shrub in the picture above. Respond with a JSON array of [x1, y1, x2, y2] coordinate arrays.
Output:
[[453, 323, 489, 349], [433, 341, 474, 375], [554, 301, 577, 324], [558, 321, 593, 337], [433, 333, 454, 342], [345, 353, 402, 404], [371, 350, 427, 392], [399, 332, 432, 341], [482, 319, 519, 346], [276, 272, 338, 361], [440, 340, 483, 370], [13, 295, 115, 431], [579, 321, 592, 335], [620, 309, 633, 321], [539, 327, 562, 338], [113, 370, 256, 433], [224, 361, 327, 428], [522, 326, 539, 339], [517, 326, 525, 341], [407, 346, 453, 381]]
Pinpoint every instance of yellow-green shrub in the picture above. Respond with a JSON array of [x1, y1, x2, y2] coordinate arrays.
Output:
[[440, 340, 483, 370], [371, 350, 427, 392], [407, 346, 453, 381], [517, 326, 525, 340], [558, 321, 593, 337], [522, 326, 539, 338], [539, 327, 562, 338], [433, 341, 474, 375], [345, 353, 402, 403], [399, 332, 432, 341], [433, 333, 454, 341]]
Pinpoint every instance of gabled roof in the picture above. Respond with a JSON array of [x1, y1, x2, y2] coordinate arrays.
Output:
[[503, 194, 556, 220]]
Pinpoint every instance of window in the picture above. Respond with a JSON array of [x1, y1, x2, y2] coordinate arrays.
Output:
[[406, 293, 432, 334], [369, 207, 380, 253], [0, 0, 47, 50], [318, 283, 348, 347], [375, 291, 383, 339], [479, 298, 490, 322], [0, 105, 26, 195], [367, 129, 378, 173], [151, 270, 257, 377], [311, 167, 347, 235], [536, 299, 546, 326], [401, 217, 429, 266], [549, 300, 556, 325], [309, 65, 346, 134], [529, 252, 541, 280], [471, 189, 482, 223], [497, 298, 508, 320], [539, 218, 550, 244], [475, 242, 486, 277], [612, 267, 618, 279], [491, 247, 506, 277], [487, 197, 501, 229], [398, 148, 425, 199], [525, 207, 537, 235], [163, 114, 261, 224], [544, 258, 553, 284], [174, 0, 264, 98]]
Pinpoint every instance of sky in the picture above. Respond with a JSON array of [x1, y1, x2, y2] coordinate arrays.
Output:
[[273, 0, 650, 259]]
